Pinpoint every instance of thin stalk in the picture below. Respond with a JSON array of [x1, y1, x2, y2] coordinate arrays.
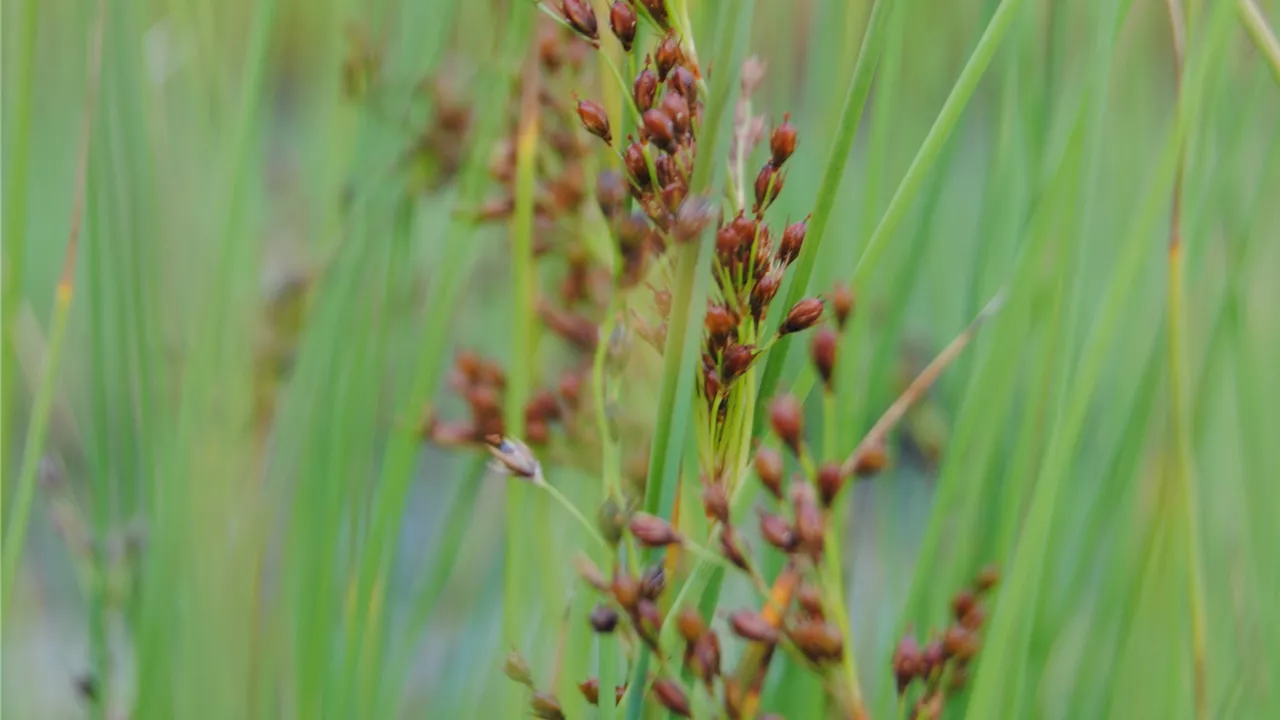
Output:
[[1238, 0, 1280, 86]]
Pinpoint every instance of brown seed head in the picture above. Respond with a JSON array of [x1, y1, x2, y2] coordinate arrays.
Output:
[[810, 327, 838, 393], [753, 163, 785, 214], [943, 625, 979, 661], [975, 564, 1000, 593], [503, 650, 534, 686], [660, 92, 691, 136], [922, 639, 946, 676], [611, 566, 641, 609], [668, 65, 697, 103], [952, 589, 976, 623], [960, 603, 986, 631], [852, 438, 888, 478], [623, 141, 651, 186], [629, 512, 683, 547], [816, 461, 845, 507], [652, 678, 691, 717], [770, 114, 797, 166], [609, 1, 637, 51], [654, 33, 684, 80], [759, 510, 798, 552], [780, 298, 824, 335], [791, 482, 824, 557], [754, 447, 785, 499], [673, 196, 714, 243], [596, 170, 626, 218], [578, 677, 600, 705], [768, 394, 804, 456], [642, 109, 676, 151], [729, 610, 779, 644], [751, 270, 782, 319], [676, 607, 708, 644], [831, 283, 854, 329], [640, 564, 667, 600], [721, 344, 756, 382], [701, 482, 730, 524], [797, 584, 824, 618], [636, 598, 663, 640], [691, 632, 722, 687], [719, 526, 751, 570], [574, 555, 610, 592], [576, 99, 612, 144], [633, 66, 659, 112], [660, 182, 687, 213], [891, 634, 924, 694], [558, 370, 583, 406], [560, 0, 599, 41], [779, 218, 807, 265], [590, 605, 620, 633], [705, 303, 737, 340], [716, 223, 744, 261], [703, 367, 721, 399], [789, 620, 844, 662]]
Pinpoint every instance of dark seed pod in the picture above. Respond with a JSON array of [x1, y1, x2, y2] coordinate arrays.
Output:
[[652, 678, 691, 717], [590, 605, 620, 633], [578, 677, 601, 705], [668, 65, 697, 104], [791, 482, 824, 558], [779, 298, 824, 335], [759, 510, 798, 552], [721, 344, 756, 383], [892, 635, 924, 694], [560, 0, 599, 41], [810, 327, 838, 393], [789, 620, 844, 662], [701, 482, 730, 524], [975, 564, 1000, 593], [779, 218, 807, 264], [576, 99, 612, 144], [797, 584, 824, 618], [705, 303, 736, 341], [922, 639, 946, 676], [531, 691, 565, 720], [852, 438, 887, 478], [629, 512, 683, 547], [729, 610, 779, 644], [754, 447, 785, 499], [952, 589, 976, 623], [673, 195, 714, 243], [832, 283, 855, 329], [503, 651, 534, 686], [690, 631, 722, 687], [768, 394, 804, 457], [816, 461, 845, 507], [654, 33, 683, 80], [597, 497, 627, 545], [633, 66, 659, 112], [612, 566, 641, 610], [596, 170, 626, 219], [676, 607, 708, 644], [574, 555, 610, 591], [703, 367, 721, 399], [660, 182, 687, 213], [637, 598, 663, 640], [623, 141, 651, 186], [660, 92, 690, 136], [943, 625, 979, 661], [719, 526, 751, 570], [716, 223, 744, 261], [770, 114, 798, 166], [609, 1, 637, 50], [960, 603, 986, 631], [752, 163, 785, 214], [640, 564, 667, 600], [751, 270, 782, 319], [642, 109, 676, 151]]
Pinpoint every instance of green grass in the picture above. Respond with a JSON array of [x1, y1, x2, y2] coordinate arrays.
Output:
[[3, 0, 1279, 718]]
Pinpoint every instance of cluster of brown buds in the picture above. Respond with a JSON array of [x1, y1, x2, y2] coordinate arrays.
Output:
[[892, 567, 999, 719], [423, 351, 574, 448]]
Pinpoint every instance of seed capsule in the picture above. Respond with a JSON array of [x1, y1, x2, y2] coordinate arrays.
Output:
[[791, 482, 824, 557], [751, 270, 782, 319], [770, 115, 798, 166], [576, 99, 612, 144], [596, 170, 626, 219], [654, 33, 683, 80], [705, 303, 736, 340], [701, 482, 730, 524], [759, 511, 798, 552], [690, 631, 722, 687], [672, 196, 714, 244], [729, 610, 779, 644], [633, 66, 659, 111], [668, 65, 697, 103], [831, 283, 854, 329], [530, 691, 565, 720], [952, 589, 976, 623], [640, 564, 667, 600], [780, 298, 824, 335], [852, 438, 887, 477], [609, 1, 637, 50], [503, 651, 534, 686], [574, 555, 610, 591], [892, 635, 924, 694], [753, 163, 784, 214], [642, 109, 676, 150], [816, 461, 845, 507], [975, 564, 1000, 593], [719, 526, 751, 570], [652, 678, 691, 717], [660, 92, 690, 136], [943, 625, 979, 661], [578, 677, 600, 705], [779, 218, 807, 264], [768, 394, 804, 457], [922, 639, 946, 676], [637, 598, 663, 640], [721, 344, 756, 382], [590, 605, 620, 633], [960, 603, 986, 631], [623, 141, 651, 187], [789, 620, 844, 662], [560, 0, 598, 41], [612, 566, 641, 610], [754, 447, 785, 499], [810, 327, 838, 393], [797, 584, 824, 618], [676, 607, 708, 644], [629, 512, 683, 547]]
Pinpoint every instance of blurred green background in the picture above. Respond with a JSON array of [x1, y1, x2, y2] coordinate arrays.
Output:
[[3, 0, 1278, 717]]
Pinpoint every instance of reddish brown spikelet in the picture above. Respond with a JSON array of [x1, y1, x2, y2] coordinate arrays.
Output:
[[560, 0, 599, 41], [852, 438, 888, 478], [770, 114, 797, 166], [943, 625, 979, 661], [789, 620, 844, 662], [596, 169, 626, 218], [703, 366, 722, 399], [975, 564, 1000, 592], [629, 512, 683, 547], [768, 394, 804, 457], [660, 182, 687, 213], [633, 66, 659, 112], [609, 1, 637, 51], [574, 555, 610, 592], [719, 526, 751, 570], [753, 163, 784, 214], [758, 510, 797, 553], [705, 303, 737, 339], [660, 92, 691, 136], [642, 109, 676, 150], [810, 327, 838, 392], [673, 196, 714, 243], [691, 631, 722, 687], [791, 482, 824, 557], [558, 370, 583, 406], [721, 343, 756, 382], [754, 447, 785, 499], [797, 584, 824, 618], [831, 283, 855, 329], [778, 218, 807, 265], [816, 461, 845, 507], [503, 651, 534, 686], [623, 141, 651, 186], [779, 298, 824, 335], [654, 33, 683, 80], [652, 678, 691, 717], [960, 603, 987, 631], [669, 65, 697, 101], [611, 566, 641, 610], [590, 605, 619, 633], [530, 691, 565, 720], [637, 598, 663, 640], [751, 270, 782, 319], [716, 223, 744, 260], [892, 634, 924, 694], [576, 99, 612, 144], [729, 610, 779, 644], [952, 589, 976, 623], [676, 607, 708, 644], [701, 482, 730, 524], [578, 677, 600, 705], [922, 639, 946, 677], [640, 564, 667, 600]]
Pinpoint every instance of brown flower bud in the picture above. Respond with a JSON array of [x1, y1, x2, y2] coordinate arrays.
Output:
[[768, 394, 804, 456], [576, 99, 612, 144], [751, 270, 782, 319], [975, 564, 1000, 593], [642, 109, 676, 150], [705, 303, 736, 340], [623, 141, 651, 186], [754, 447, 785, 499], [629, 512, 682, 547], [574, 555, 610, 592], [531, 691, 565, 720], [729, 610, 779, 644], [690, 631, 722, 687], [676, 607, 708, 644], [558, 370, 583, 406], [660, 92, 690, 136], [609, 1, 637, 51], [590, 605, 620, 633], [759, 510, 798, 552], [597, 497, 627, 546], [780, 298, 824, 335], [831, 283, 854, 329], [952, 589, 976, 623], [810, 327, 838, 393], [578, 677, 600, 705], [673, 195, 714, 243], [660, 182, 687, 213], [652, 678, 691, 717], [721, 344, 756, 382], [633, 66, 659, 112], [636, 598, 663, 640], [797, 584, 824, 618], [816, 461, 845, 507], [703, 366, 721, 399], [668, 65, 697, 104], [960, 603, 986, 631], [716, 223, 744, 261], [654, 33, 684, 80], [701, 482, 730, 524], [779, 218, 807, 264], [612, 566, 641, 610], [852, 438, 887, 478], [503, 651, 534, 686], [640, 563, 667, 600], [788, 620, 844, 662], [525, 419, 550, 445], [560, 0, 599, 41], [753, 163, 785, 214], [943, 625, 978, 661], [922, 639, 946, 676], [596, 170, 626, 218], [770, 114, 797, 166], [791, 482, 824, 558], [892, 635, 924, 694], [719, 526, 751, 570]]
